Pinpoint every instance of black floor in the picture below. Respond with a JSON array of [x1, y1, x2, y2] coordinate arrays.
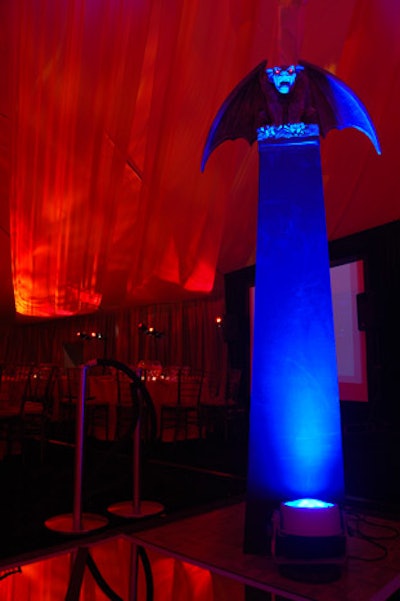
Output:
[[0, 429, 248, 565], [2, 419, 400, 568]]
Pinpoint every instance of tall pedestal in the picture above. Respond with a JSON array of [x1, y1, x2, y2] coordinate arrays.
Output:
[[244, 129, 345, 554]]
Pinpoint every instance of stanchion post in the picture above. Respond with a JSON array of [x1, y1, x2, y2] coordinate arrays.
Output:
[[132, 401, 141, 515], [72, 365, 87, 531], [44, 362, 109, 534]]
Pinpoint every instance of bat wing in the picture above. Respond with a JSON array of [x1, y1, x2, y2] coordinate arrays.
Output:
[[201, 61, 267, 171], [201, 59, 381, 171], [300, 60, 381, 154]]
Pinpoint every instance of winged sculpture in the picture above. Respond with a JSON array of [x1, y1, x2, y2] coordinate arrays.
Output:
[[201, 60, 381, 171]]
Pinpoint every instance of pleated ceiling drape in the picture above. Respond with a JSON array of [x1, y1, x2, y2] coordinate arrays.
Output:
[[7, 0, 293, 318], [5, 0, 398, 319], [322, 0, 400, 238], [10, 0, 154, 316]]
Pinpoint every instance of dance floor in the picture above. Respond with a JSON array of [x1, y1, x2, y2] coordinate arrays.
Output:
[[2, 423, 400, 599], [0, 430, 249, 599], [3, 470, 400, 600]]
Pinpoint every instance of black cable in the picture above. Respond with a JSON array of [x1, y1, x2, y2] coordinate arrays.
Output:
[[81, 358, 158, 506], [94, 359, 141, 386], [95, 358, 157, 441], [346, 510, 400, 540], [86, 546, 154, 601], [356, 515, 400, 540], [138, 546, 155, 601], [346, 530, 388, 562], [345, 509, 400, 562], [86, 553, 124, 601], [137, 381, 158, 443]]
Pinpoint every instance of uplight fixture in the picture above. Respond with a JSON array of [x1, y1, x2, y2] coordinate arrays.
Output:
[[272, 497, 346, 581]]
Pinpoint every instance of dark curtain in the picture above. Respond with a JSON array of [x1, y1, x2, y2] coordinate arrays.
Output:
[[0, 295, 227, 377]]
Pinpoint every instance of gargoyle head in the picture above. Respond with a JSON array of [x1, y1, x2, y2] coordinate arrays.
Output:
[[266, 65, 304, 95]]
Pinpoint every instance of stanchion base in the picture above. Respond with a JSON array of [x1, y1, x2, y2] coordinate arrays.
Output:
[[44, 513, 109, 534], [107, 500, 165, 519]]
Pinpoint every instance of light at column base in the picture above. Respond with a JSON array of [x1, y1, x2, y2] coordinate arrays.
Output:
[[272, 498, 347, 582], [281, 498, 343, 537]]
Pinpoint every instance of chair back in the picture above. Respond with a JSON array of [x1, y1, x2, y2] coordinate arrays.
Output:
[[24, 364, 58, 419], [0, 364, 33, 407], [116, 370, 137, 407], [225, 368, 242, 402], [204, 371, 224, 400], [161, 365, 180, 381], [177, 369, 203, 407], [30, 364, 57, 397]]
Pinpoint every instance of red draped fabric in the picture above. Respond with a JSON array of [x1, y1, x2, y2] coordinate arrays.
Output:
[[0, 0, 398, 320], [9, 0, 154, 316], [8, 0, 250, 319], [323, 0, 400, 239]]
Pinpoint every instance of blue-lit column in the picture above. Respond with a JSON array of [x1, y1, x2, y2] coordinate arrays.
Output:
[[244, 125, 345, 554]]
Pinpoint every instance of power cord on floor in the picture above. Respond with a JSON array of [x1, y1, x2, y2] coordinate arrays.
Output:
[[345, 508, 400, 562]]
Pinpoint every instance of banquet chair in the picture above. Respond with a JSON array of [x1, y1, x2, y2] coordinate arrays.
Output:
[[115, 370, 138, 441], [199, 368, 247, 441], [0, 364, 34, 457], [21, 363, 59, 461], [85, 370, 114, 441], [159, 369, 204, 442]]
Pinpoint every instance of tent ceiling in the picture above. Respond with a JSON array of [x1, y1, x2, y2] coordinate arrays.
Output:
[[0, 0, 398, 321]]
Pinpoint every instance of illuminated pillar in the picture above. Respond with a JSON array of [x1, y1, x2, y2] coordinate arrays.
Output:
[[244, 125, 345, 554]]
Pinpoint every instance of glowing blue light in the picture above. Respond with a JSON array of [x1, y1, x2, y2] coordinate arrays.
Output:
[[245, 134, 345, 542], [284, 498, 334, 509]]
